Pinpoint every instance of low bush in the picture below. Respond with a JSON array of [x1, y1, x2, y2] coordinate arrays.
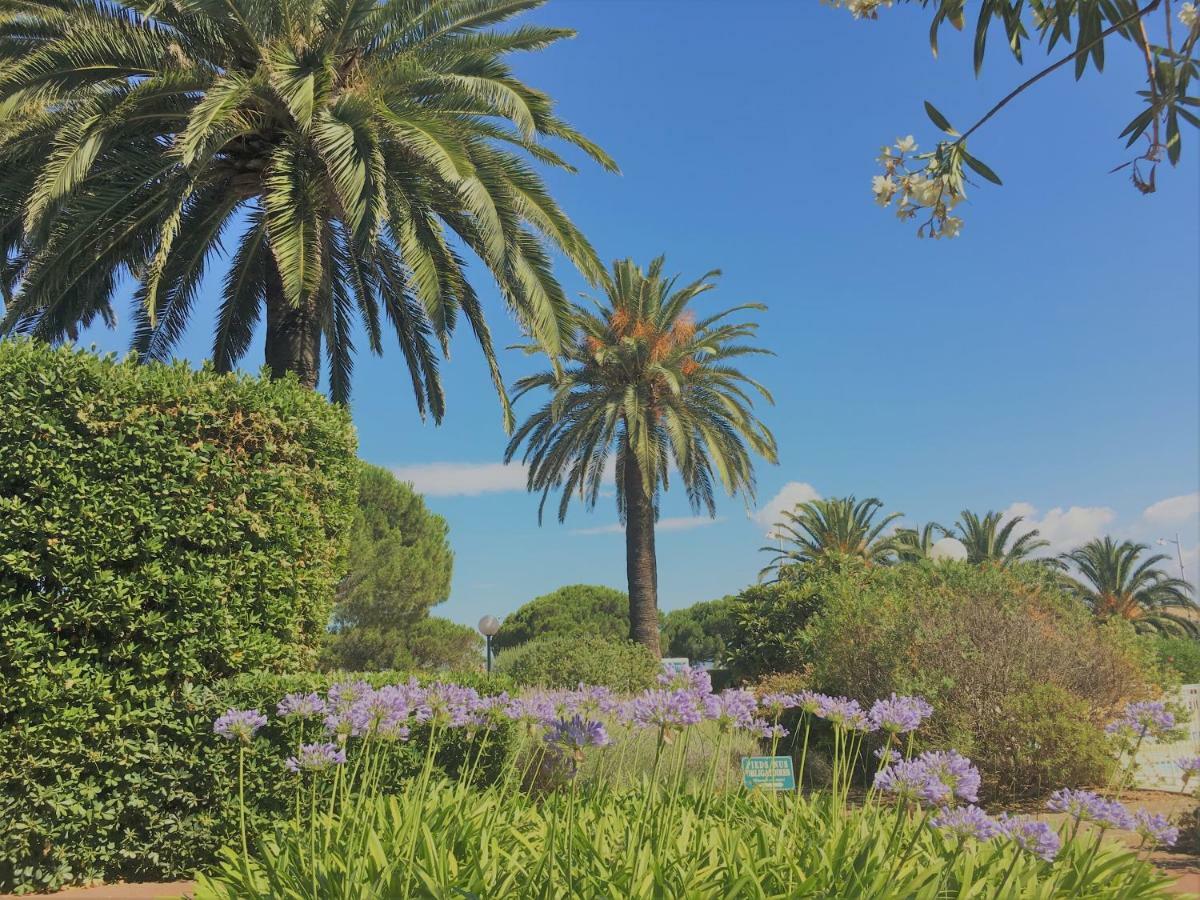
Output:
[[799, 560, 1158, 800], [1150, 635, 1200, 684], [723, 579, 825, 682], [496, 635, 658, 691], [0, 669, 514, 893], [493, 584, 630, 652]]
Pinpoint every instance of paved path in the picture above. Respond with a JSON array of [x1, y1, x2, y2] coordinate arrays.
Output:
[[0, 884, 192, 899]]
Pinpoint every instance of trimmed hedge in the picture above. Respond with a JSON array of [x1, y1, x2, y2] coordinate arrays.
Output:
[[0, 342, 359, 891], [496, 634, 658, 691]]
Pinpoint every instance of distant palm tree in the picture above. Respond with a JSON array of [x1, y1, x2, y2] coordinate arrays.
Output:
[[894, 522, 944, 562], [505, 257, 777, 655], [948, 510, 1055, 567], [0, 0, 614, 407], [1062, 537, 1198, 637], [761, 496, 902, 576]]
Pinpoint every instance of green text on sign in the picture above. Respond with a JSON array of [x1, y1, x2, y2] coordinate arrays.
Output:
[[741, 755, 795, 791]]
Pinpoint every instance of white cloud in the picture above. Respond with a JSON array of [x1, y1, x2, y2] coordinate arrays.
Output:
[[1000, 501, 1117, 556], [751, 481, 821, 536], [1142, 492, 1200, 526], [390, 461, 528, 497], [571, 515, 724, 536]]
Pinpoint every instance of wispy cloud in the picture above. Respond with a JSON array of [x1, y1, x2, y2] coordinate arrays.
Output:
[[390, 461, 528, 497], [1142, 492, 1200, 526], [571, 515, 724, 536], [1000, 501, 1117, 556], [751, 481, 821, 536]]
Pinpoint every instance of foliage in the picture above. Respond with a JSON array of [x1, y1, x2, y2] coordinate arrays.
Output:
[[761, 496, 903, 576], [505, 256, 778, 653], [323, 464, 455, 670], [661, 597, 738, 662], [335, 464, 453, 632], [496, 634, 658, 691], [0, 668, 512, 893], [832, 0, 1199, 238], [194, 677, 1171, 899], [1151, 635, 1200, 682], [493, 584, 630, 652], [1063, 537, 1197, 637], [320, 617, 483, 672], [723, 578, 830, 683], [802, 561, 1157, 800], [0, 0, 616, 406], [894, 522, 942, 562], [946, 509, 1055, 567]]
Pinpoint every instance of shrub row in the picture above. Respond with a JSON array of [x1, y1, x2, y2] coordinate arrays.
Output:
[[0, 670, 515, 892]]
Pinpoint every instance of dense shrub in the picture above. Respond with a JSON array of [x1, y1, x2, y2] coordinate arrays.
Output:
[[661, 596, 737, 662], [0, 668, 513, 892], [800, 560, 1156, 800], [493, 584, 630, 651], [723, 578, 826, 682], [496, 634, 658, 691], [0, 342, 359, 891], [320, 617, 483, 672], [1151, 635, 1200, 684]]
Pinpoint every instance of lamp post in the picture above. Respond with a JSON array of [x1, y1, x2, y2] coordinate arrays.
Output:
[[928, 537, 968, 562], [1158, 534, 1186, 582], [478, 615, 500, 675]]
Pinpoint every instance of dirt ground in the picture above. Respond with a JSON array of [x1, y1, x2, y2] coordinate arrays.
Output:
[[5, 791, 1199, 898]]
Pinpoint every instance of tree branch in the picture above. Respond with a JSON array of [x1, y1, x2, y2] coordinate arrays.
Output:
[[954, 0, 1163, 146]]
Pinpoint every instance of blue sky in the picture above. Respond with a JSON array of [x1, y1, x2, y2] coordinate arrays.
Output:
[[75, 1, 1199, 625]]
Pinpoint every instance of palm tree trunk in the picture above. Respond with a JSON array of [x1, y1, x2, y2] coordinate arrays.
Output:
[[263, 255, 320, 389], [623, 454, 661, 658]]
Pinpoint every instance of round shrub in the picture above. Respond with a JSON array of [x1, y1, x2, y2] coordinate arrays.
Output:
[[797, 560, 1158, 800], [0, 341, 358, 891], [496, 635, 658, 691], [493, 584, 630, 652]]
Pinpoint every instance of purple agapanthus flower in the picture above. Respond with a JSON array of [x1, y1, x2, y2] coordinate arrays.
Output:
[[932, 805, 1002, 841], [285, 741, 347, 773], [704, 689, 759, 732], [1105, 700, 1176, 740], [875, 758, 936, 804], [1047, 789, 1133, 830], [545, 715, 610, 752], [277, 692, 327, 719], [868, 694, 934, 734], [758, 693, 798, 715], [816, 695, 872, 732], [214, 708, 268, 743], [794, 691, 830, 715], [997, 815, 1062, 861], [629, 689, 704, 731], [874, 747, 901, 765], [916, 750, 981, 804], [658, 666, 712, 696], [753, 720, 789, 739], [1132, 810, 1179, 847]]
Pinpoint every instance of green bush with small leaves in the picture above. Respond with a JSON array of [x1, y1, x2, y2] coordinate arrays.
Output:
[[0, 341, 359, 892], [496, 634, 658, 692]]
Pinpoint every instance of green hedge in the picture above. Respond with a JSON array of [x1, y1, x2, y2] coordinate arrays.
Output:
[[496, 634, 658, 691], [0, 669, 515, 892], [0, 342, 360, 891]]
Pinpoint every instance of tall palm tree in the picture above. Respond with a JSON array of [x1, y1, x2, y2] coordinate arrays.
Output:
[[948, 509, 1055, 567], [0, 0, 614, 409], [761, 496, 903, 577], [1062, 537, 1197, 637], [505, 257, 777, 655], [894, 521, 943, 562]]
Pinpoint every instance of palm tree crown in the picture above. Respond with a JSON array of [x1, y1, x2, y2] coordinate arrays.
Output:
[[0, 0, 614, 408], [1063, 537, 1197, 637], [894, 522, 942, 563], [947, 509, 1054, 567], [505, 256, 777, 652], [761, 496, 902, 576]]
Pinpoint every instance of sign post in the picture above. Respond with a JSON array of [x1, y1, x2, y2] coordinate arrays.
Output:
[[740, 756, 795, 791]]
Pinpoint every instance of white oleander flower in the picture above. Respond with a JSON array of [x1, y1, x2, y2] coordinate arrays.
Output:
[[940, 216, 963, 239], [895, 135, 917, 153], [872, 175, 897, 206], [1181, 3, 1198, 29]]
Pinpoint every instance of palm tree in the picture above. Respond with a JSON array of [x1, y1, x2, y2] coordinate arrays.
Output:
[[0, 0, 615, 409], [505, 257, 777, 655], [947, 509, 1055, 567], [1062, 537, 1198, 637], [761, 496, 903, 576], [894, 522, 943, 562]]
